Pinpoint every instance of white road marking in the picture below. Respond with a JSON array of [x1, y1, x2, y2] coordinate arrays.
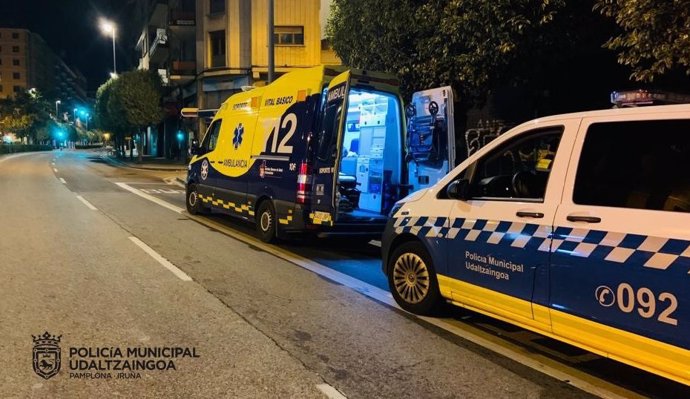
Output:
[[164, 176, 185, 188], [140, 188, 185, 195], [59, 178, 66, 184], [316, 383, 347, 399], [53, 168, 58, 173], [369, 240, 381, 247], [115, 182, 184, 214], [120, 190, 643, 399], [76, 195, 98, 210], [128, 236, 192, 281]]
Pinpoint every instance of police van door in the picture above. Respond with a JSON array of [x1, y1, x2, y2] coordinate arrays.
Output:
[[549, 117, 690, 373], [310, 71, 351, 226], [406, 86, 455, 192], [444, 122, 576, 327]]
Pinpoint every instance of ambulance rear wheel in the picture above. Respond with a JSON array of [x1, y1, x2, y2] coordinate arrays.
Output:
[[256, 201, 277, 243], [186, 184, 207, 215], [388, 241, 441, 315]]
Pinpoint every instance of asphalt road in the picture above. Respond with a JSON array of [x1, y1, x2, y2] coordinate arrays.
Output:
[[1, 150, 687, 398]]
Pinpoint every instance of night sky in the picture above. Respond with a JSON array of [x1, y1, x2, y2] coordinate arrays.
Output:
[[0, 0, 136, 94]]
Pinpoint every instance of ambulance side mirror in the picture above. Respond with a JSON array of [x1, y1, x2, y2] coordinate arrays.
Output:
[[190, 139, 200, 155], [447, 179, 470, 200]]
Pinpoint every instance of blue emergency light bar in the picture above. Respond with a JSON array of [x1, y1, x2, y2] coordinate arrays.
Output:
[[611, 89, 690, 107]]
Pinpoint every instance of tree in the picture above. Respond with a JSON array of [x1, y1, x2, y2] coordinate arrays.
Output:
[[110, 70, 163, 162], [327, 0, 565, 108], [595, 0, 690, 82], [95, 70, 163, 161], [0, 90, 52, 143]]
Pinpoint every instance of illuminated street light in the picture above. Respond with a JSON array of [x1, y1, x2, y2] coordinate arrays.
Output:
[[55, 100, 61, 118], [100, 18, 117, 75]]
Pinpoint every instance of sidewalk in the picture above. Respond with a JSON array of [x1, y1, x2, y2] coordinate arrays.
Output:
[[98, 150, 188, 185]]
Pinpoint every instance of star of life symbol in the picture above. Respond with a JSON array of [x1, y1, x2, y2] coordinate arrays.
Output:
[[201, 159, 209, 180], [32, 331, 61, 379], [233, 123, 244, 149]]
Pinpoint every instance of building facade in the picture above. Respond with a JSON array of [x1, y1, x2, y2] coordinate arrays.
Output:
[[134, 0, 339, 159], [0, 28, 87, 113]]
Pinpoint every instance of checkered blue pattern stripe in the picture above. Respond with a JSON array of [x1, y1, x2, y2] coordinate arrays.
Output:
[[393, 217, 690, 272]]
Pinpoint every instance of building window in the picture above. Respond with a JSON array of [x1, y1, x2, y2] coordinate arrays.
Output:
[[0, 84, 3, 93], [12, 59, 19, 66], [12, 32, 19, 39], [12, 46, 19, 53], [274, 26, 304, 45], [13, 72, 20, 80], [209, 0, 225, 14], [13, 85, 21, 93], [209, 30, 226, 68], [0, 58, 3, 65]]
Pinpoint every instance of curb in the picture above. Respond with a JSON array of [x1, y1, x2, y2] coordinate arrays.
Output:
[[103, 154, 188, 172], [176, 177, 186, 185]]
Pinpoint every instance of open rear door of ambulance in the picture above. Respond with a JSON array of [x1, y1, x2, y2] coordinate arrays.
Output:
[[406, 86, 455, 192], [308, 70, 351, 227]]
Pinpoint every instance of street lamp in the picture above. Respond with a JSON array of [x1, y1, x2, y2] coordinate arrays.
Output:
[[55, 100, 61, 118], [100, 18, 117, 75], [73, 108, 78, 122]]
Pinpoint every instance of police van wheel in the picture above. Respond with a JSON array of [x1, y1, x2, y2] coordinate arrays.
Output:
[[388, 241, 441, 315], [256, 201, 277, 243], [186, 184, 205, 215]]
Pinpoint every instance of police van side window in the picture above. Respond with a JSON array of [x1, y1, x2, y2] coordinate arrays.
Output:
[[467, 128, 563, 201], [574, 120, 690, 213], [202, 119, 222, 153]]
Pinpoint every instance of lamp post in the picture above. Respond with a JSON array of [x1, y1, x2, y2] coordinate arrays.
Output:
[[100, 18, 117, 75], [55, 100, 61, 119], [73, 108, 78, 123]]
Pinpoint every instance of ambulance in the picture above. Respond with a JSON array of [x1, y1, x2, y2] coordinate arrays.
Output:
[[185, 65, 455, 242]]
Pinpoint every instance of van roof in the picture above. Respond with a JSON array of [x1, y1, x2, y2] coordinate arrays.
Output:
[[515, 103, 690, 129]]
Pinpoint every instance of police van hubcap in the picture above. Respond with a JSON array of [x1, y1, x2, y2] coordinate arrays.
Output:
[[392, 253, 429, 304], [189, 192, 197, 207]]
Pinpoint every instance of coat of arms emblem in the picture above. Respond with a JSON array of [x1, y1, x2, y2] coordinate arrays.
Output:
[[32, 331, 61, 379]]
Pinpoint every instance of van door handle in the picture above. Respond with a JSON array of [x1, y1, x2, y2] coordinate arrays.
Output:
[[516, 211, 544, 218], [567, 215, 601, 223]]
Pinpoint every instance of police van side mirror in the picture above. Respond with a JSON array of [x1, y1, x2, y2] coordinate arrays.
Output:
[[447, 179, 470, 200]]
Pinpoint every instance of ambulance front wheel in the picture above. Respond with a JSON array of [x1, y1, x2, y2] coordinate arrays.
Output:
[[256, 200, 277, 243], [186, 184, 207, 215], [387, 241, 442, 315]]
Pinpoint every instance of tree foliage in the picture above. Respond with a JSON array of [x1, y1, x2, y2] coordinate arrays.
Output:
[[327, 0, 565, 106], [0, 90, 53, 142], [110, 70, 164, 129], [595, 0, 690, 82], [95, 70, 163, 159]]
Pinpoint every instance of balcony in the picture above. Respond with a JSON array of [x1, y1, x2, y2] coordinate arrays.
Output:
[[168, 60, 196, 84], [149, 28, 169, 65], [169, 10, 195, 27], [170, 60, 196, 76]]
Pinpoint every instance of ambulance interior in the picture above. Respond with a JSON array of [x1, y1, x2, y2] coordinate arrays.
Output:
[[337, 88, 402, 217]]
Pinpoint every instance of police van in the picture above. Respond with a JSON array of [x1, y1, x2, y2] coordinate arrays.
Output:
[[382, 103, 690, 385], [185, 65, 455, 242]]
